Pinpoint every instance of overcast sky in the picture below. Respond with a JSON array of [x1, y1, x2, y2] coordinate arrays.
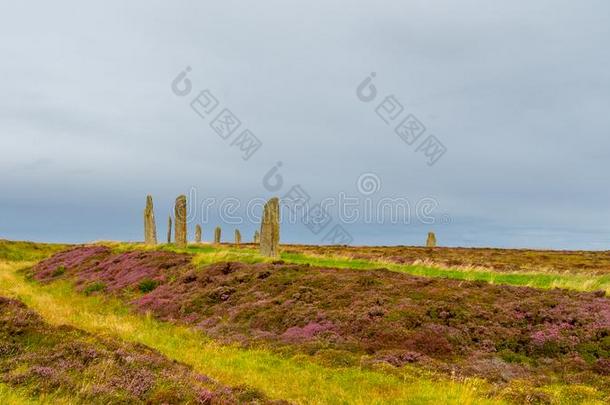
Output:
[[1, 1, 609, 249]]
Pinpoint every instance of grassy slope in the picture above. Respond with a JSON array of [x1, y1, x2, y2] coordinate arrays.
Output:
[[3, 240, 608, 404], [0, 260, 497, 405], [1, 294, 276, 404], [0, 240, 67, 262], [0, 240, 78, 405]]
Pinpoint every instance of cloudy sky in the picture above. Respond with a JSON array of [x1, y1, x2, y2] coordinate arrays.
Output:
[[1, 1, 609, 249]]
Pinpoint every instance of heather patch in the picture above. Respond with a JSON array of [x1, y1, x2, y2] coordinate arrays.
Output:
[[1, 261, 498, 405], [281, 321, 337, 342], [32, 246, 193, 294], [31, 245, 110, 279], [0, 296, 286, 404], [31, 247, 610, 395]]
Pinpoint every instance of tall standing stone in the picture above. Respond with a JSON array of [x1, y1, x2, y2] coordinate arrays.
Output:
[[426, 232, 437, 248], [174, 195, 187, 248], [253, 230, 260, 244], [144, 195, 157, 246], [259, 197, 280, 257], [195, 225, 202, 243], [235, 229, 241, 245], [214, 227, 221, 244], [167, 216, 172, 243]]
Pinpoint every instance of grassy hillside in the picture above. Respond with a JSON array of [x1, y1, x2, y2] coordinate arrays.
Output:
[[1, 240, 609, 404], [0, 260, 494, 405], [0, 239, 68, 262], [0, 295, 281, 404]]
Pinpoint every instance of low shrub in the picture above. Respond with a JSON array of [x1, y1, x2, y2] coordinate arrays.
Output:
[[138, 278, 159, 293], [52, 266, 66, 277], [83, 282, 106, 295], [498, 349, 531, 365]]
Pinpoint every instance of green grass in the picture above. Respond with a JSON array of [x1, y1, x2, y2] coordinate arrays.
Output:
[[83, 281, 106, 295], [0, 382, 77, 405], [0, 260, 498, 405], [0, 239, 68, 262], [0, 383, 39, 405]]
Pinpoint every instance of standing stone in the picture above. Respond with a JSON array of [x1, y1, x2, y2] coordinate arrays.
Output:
[[144, 195, 157, 246], [253, 230, 260, 244], [426, 232, 437, 248], [195, 225, 202, 243], [259, 197, 280, 257], [174, 195, 187, 248], [235, 229, 241, 245], [167, 216, 172, 243], [214, 227, 221, 244]]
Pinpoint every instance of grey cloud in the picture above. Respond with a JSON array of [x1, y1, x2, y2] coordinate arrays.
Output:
[[0, 0, 608, 248]]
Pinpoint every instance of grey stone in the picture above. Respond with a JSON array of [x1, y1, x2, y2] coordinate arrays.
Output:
[[167, 216, 172, 243], [195, 225, 202, 243], [174, 195, 187, 248], [259, 197, 280, 257], [144, 195, 157, 246], [426, 232, 437, 248], [214, 226, 221, 244]]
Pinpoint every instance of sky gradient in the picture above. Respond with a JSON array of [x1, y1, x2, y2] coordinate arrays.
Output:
[[1, 1, 609, 249]]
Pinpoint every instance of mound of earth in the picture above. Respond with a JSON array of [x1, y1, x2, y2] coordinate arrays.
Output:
[[0, 295, 286, 404], [32, 246, 610, 389]]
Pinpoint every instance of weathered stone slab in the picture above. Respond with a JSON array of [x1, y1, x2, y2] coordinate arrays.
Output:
[[260, 197, 280, 257]]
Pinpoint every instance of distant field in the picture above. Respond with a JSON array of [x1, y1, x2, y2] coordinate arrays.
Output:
[[231, 243, 610, 294], [272, 244, 610, 275], [147, 243, 610, 295]]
